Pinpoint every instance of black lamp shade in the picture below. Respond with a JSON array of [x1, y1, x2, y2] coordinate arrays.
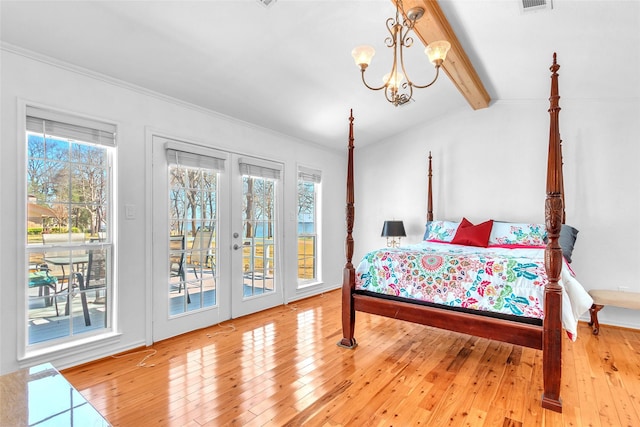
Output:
[[381, 220, 406, 237]]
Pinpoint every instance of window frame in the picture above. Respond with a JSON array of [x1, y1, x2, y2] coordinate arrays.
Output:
[[296, 165, 321, 288], [20, 103, 118, 359]]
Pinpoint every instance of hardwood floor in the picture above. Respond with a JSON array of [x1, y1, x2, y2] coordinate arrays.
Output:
[[63, 289, 640, 426]]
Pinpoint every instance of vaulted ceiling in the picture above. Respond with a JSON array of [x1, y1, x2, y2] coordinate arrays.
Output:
[[1, 1, 638, 151]]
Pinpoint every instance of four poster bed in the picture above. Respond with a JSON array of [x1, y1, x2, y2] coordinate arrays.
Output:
[[338, 54, 592, 413]]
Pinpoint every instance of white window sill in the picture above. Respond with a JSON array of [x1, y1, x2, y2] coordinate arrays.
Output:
[[19, 331, 122, 368]]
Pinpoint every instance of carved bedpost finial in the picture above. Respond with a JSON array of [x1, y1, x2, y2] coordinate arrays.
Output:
[[547, 54, 561, 195], [549, 55, 565, 224], [550, 52, 560, 74]]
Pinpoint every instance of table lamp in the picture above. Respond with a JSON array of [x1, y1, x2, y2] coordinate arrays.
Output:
[[381, 220, 406, 248]]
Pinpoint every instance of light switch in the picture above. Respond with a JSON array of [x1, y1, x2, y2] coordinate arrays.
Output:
[[125, 204, 136, 219]]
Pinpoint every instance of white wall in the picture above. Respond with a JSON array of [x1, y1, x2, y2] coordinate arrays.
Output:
[[0, 48, 346, 374], [353, 98, 640, 330]]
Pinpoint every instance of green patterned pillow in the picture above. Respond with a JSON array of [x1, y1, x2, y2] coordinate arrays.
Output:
[[424, 220, 460, 242]]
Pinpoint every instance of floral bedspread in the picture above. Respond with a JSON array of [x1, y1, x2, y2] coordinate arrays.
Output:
[[355, 241, 593, 340]]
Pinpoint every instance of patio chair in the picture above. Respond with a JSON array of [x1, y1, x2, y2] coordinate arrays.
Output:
[[184, 227, 215, 279], [170, 235, 186, 282], [170, 228, 214, 305], [170, 235, 189, 303], [28, 264, 60, 316], [73, 250, 107, 326]]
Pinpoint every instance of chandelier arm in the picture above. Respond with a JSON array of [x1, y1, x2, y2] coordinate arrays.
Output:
[[399, 26, 416, 89], [402, 18, 415, 49], [404, 35, 414, 49], [360, 69, 387, 91], [411, 66, 442, 89], [385, 18, 396, 48], [406, 82, 414, 101]]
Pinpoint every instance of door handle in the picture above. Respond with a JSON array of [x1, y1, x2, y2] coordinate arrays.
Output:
[[233, 244, 240, 250]]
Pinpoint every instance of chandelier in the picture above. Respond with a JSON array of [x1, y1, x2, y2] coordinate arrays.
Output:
[[351, 1, 451, 106]]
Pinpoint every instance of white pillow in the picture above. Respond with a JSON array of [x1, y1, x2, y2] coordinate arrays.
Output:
[[488, 222, 547, 247]]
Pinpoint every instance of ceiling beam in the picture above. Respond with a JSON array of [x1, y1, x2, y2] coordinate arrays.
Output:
[[395, 0, 491, 110]]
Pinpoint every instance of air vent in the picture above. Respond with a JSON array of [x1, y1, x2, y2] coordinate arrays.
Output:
[[257, 0, 277, 7], [520, 0, 552, 13]]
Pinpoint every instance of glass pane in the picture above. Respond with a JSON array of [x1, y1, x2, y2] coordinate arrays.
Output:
[[41, 203, 71, 235], [40, 160, 70, 203], [71, 142, 107, 166], [27, 135, 70, 161], [27, 202, 63, 243], [169, 167, 187, 188], [27, 247, 109, 344], [202, 276, 216, 308], [168, 164, 218, 316], [298, 236, 316, 280], [297, 179, 317, 283], [242, 176, 276, 298], [87, 203, 108, 240]]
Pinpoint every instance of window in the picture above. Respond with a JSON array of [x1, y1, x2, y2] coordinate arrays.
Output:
[[297, 166, 321, 286], [25, 106, 115, 347]]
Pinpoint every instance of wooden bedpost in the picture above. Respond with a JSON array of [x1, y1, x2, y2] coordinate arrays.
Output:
[[542, 53, 563, 413], [560, 143, 566, 225], [427, 152, 434, 222], [338, 109, 357, 349]]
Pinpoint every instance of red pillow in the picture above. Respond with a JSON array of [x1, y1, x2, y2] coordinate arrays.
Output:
[[458, 217, 474, 229], [451, 218, 493, 247]]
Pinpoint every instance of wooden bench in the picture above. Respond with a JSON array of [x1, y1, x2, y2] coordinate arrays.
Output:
[[588, 290, 640, 335]]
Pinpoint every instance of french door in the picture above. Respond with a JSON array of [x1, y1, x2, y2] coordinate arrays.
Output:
[[230, 157, 283, 318], [151, 136, 283, 341]]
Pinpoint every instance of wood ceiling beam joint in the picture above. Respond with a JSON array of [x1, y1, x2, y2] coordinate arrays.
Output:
[[393, 0, 491, 110]]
